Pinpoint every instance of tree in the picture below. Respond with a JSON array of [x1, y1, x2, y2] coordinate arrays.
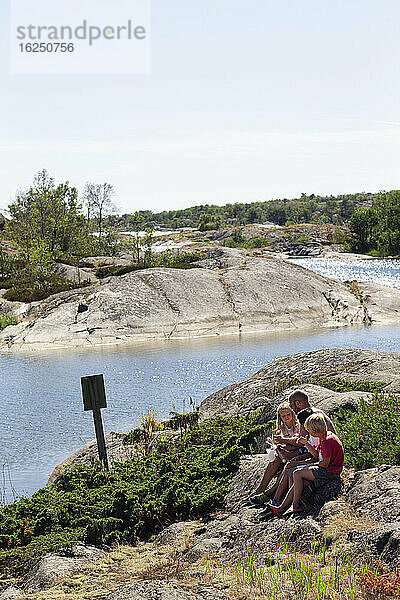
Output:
[[129, 211, 145, 262], [7, 170, 84, 260], [83, 182, 116, 237]]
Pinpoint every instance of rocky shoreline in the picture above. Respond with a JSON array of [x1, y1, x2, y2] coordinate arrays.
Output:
[[1, 248, 400, 352], [2, 349, 397, 600]]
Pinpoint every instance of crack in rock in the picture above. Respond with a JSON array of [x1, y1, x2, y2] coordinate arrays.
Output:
[[322, 289, 367, 325], [218, 271, 241, 330], [136, 273, 180, 314]]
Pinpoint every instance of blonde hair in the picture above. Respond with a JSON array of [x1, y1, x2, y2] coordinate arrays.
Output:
[[304, 413, 327, 436], [276, 401, 299, 431]]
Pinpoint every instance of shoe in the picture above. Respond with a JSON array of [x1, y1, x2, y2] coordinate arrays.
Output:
[[247, 491, 269, 505], [284, 506, 303, 516], [258, 505, 276, 520]]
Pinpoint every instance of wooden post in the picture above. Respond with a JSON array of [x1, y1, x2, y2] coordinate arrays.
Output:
[[81, 374, 109, 470]]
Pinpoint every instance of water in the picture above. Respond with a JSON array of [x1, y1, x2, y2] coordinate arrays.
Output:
[[1, 257, 400, 500], [288, 257, 400, 289]]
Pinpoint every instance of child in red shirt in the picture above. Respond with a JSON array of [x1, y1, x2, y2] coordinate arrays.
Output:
[[264, 412, 344, 516]]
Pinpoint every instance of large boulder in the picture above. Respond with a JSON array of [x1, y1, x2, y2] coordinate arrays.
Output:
[[224, 454, 269, 509], [358, 281, 400, 326], [51, 262, 98, 284], [0, 545, 105, 597], [199, 349, 400, 420], [18, 544, 104, 594], [183, 510, 323, 563], [348, 523, 400, 569], [3, 254, 396, 351], [83, 256, 132, 267], [346, 465, 400, 523], [254, 383, 371, 425]]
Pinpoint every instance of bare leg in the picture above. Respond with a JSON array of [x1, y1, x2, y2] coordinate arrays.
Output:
[[272, 459, 309, 503], [272, 464, 292, 503], [292, 467, 315, 509], [256, 458, 282, 492], [274, 483, 295, 514]]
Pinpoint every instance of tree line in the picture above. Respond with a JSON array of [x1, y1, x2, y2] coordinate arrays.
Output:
[[348, 190, 400, 256], [117, 192, 377, 231]]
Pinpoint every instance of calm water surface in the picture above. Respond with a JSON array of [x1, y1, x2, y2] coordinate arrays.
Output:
[[1, 258, 399, 500]]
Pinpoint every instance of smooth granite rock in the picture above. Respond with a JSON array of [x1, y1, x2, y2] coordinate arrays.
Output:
[[3, 250, 400, 350], [19, 544, 105, 594], [346, 465, 400, 523], [199, 349, 400, 420], [0, 588, 24, 600], [51, 262, 98, 284], [348, 523, 400, 569]]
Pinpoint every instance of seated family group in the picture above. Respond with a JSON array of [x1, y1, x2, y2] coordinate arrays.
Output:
[[250, 390, 344, 517]]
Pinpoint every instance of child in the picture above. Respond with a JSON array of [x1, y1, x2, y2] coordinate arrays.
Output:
[[263, 412, 344, 516], [267, 407, 318, 506], [249, 402, 301, 501]]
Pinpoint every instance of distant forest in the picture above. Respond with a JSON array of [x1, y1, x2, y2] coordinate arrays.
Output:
[[118, 192, 377, 231]]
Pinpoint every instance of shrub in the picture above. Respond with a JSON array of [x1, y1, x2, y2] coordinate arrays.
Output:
[[222, 230, 246, 248], [0, 413, 268, 576], [295, 235, 311, 244], [3, 276, 89, 303], [0, 314, 17, 330], [336, 393, 400, 469], [246, 237, 268, 249], [96, 252, 203, 278]]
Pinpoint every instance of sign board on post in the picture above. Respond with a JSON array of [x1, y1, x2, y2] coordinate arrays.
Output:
[[81, 374, 109, 470]]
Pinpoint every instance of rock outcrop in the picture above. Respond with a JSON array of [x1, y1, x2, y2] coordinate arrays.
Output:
[[346, 465, 400, 523], [47, 433, 135, 485], [2, 250, 400, 351], [107, 582, 229, 600], [4, 348, 400, 596], [51, 262, 98, 284], [0, 544, 105, 598], [199, 348, 400, 420], [348, 524, 400, 569]]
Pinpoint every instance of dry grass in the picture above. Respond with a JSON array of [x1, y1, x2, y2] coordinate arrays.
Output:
[[26, 522, 204, 600], [319, 498, 380, 542], [12, 517, 398, 600]]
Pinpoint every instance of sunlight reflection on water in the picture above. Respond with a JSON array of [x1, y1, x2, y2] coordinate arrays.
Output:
[[1, 258, 400, 500]]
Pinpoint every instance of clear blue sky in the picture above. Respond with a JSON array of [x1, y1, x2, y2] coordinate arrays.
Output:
[[1, 0, 400, 214]]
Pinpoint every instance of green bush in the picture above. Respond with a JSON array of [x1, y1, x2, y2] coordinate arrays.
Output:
[[3, 276, 89, 303], [96, 252, 203, 279], [223, 230, 246, 248], [246, 237, 268, 249], [273, 377, 387, 396], [0, 413, 268, 576], [0, 249, 17, 280], [0, 278, 15, 289], [295, 235, 311, 244], [0, 314, 17, 330], [336, 393, 400, 469]]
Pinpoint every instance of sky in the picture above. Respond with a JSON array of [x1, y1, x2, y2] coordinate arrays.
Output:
[[1, 0, 400, 214]]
